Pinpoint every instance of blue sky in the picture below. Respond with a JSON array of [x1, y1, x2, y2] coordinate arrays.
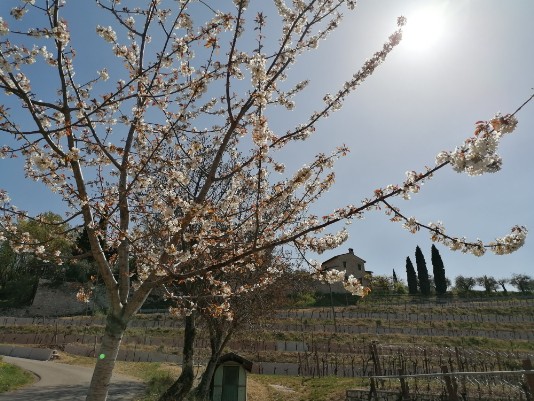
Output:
[[304, 0, 534, 282], [1, 0, 533, 284]]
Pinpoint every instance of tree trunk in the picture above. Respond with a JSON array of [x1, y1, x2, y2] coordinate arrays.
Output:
[[194, 354, 220, 400], [194, 322, 235, 400], [159, 313, 197, 401], [85, 312, 128, 401]]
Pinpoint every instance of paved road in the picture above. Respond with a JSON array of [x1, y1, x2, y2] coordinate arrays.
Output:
[[0, 356, 146, 400]]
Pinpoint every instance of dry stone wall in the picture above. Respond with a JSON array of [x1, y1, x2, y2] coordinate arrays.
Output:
[[28, 279, 108, 316]]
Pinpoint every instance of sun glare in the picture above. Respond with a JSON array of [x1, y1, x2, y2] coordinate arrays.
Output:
[[402, 5, 448, 52]]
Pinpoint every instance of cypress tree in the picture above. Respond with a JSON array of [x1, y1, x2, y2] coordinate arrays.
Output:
[[406, 257, 418, 295], [415, 246, 431, 295], [431, 244, 447, 295], [392, 269, 398, 283]]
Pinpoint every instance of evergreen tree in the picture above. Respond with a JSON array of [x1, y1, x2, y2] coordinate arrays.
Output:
[[392, 269, 398, 283], [431, 244, 447, 295], [406, 257, 418, 295], [415, 246, 431, 295]]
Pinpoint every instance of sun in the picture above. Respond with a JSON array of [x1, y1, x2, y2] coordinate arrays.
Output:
[[402, 5, 448, 52]]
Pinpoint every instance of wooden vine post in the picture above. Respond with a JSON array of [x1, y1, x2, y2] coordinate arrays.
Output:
[[370, 342, 383, 376], [441, 365, 459, 401], [523, 359, 534, 398], [399, 367, 410, 400]]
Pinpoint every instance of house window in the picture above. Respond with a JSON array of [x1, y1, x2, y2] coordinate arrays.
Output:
[[343, 261, 347, 268], [358, 264, 362, 271]]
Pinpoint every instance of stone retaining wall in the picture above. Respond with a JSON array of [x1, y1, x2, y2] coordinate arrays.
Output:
[[27, 279, 108, 316], [0, 345, 53, 361]]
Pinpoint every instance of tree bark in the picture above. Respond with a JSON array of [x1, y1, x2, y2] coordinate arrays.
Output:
[[194, 354, 220, 400], [159, 313, 197, 401], [194, 320, 236, 400], [85, 313, 128, 401]]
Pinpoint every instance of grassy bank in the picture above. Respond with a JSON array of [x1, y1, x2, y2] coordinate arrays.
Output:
[[0, 357, 35, 393]]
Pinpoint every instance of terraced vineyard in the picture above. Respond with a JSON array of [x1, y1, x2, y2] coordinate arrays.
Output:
[[1, 295, 534, 400]]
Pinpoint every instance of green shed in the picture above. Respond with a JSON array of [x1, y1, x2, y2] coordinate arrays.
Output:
[[211, 353, 253, 401]]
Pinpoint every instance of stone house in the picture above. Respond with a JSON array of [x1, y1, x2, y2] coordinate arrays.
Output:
[[318, 248, 371, 293]]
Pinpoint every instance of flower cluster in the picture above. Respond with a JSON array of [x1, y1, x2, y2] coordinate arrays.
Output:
[[169, 303, 196, 317], [248, 53, 267, 87], [400, 170, 423, 200], [125, 16, 135, 28], [381, 193, 528, 257], [250, 114, 271, 146], [427, 222, 486, 256], [402, 216, 419, 234], [177, 13, 193, 30], [311, 266, 369, 297], [343, 275, 370, 297], [370, 108, 527, 259], [52, 20, 70, 44], [0, 17, 9, 35], [98, 69, 109, 81], [317, 268, 345, 284], [96, 25, 117, 43], [172, 37, 188, 56], [426, 221, 527, 256], [233, 0, 250, 9], [0, 189, 10, 204], [76, 287, 92, 303], [490, 113, 518, 134], [489, 225, 528, 255], [304, 228, 349, 254], [436, 114, 519, 176], [10, 7, 28, 21]]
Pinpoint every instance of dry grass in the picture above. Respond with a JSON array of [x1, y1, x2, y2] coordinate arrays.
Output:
[[52, 351, 181, 380], [248, 374, 364, 401], [52, 352, 362, 401]]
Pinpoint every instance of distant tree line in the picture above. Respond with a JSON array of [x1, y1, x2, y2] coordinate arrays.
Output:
[[454, 273, 534, 295], [366, 245, 534, 296]]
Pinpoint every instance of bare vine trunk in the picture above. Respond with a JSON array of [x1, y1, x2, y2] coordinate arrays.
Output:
[[159, 313, 197, 401], [85, 313, 128, 401]]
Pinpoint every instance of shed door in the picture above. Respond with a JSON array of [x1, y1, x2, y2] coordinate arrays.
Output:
[[221, 365, 240, 401]]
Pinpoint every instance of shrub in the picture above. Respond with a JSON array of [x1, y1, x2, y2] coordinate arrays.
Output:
[[0, 275, 38, 307]]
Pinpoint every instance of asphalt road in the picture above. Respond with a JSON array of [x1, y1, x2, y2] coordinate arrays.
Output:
[[0, 356, 146, 400]]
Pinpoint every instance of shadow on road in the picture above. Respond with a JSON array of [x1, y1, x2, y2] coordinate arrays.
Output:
[[0, 382, 145, 401]]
